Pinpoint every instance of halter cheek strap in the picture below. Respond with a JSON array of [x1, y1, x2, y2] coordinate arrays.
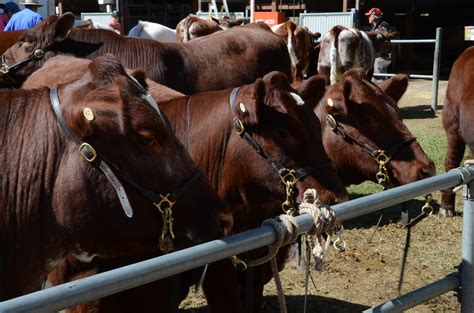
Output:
[[50, 88, 135, 218]]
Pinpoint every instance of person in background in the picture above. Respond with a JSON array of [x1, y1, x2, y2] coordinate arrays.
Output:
[[107, 11, 121, 34], [4, 0, 43, 31], [365, 7, 396, 82], [0, 2, 20, 31]]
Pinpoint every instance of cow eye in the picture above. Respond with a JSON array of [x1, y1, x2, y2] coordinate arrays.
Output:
[[138, 136, 155, 147]]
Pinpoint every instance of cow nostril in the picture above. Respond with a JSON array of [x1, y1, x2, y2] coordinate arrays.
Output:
[[218, 212, 234, 236]]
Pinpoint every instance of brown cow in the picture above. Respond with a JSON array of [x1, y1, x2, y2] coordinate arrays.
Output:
[[175, 14, 243, 42], [272, 20, 321, 82], [440, 46, 474, 216], [295, 70, 435, 187], [318, 25, 399, 85], [0, 30, 22, 55], [28, 57, 347, 312], [0, 13, 289, 91], [0, 54, 232, 300]]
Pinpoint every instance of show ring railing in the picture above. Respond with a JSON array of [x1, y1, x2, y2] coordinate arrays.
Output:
[[0, 163, 473, 313]]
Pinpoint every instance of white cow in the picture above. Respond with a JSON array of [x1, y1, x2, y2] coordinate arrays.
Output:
[[128, 20, 176, 42]]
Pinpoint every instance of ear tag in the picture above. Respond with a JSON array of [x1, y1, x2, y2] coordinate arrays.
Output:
[[83, 108, 95, 121], [239, 102, 246, 113], [327, 98, 334, 107]]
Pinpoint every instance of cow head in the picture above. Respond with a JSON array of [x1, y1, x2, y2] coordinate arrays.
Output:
[[225, 71, 347, 230], [0, 13, 76, 87], [310, 69, 435, 186], [54, 54, 232, 256]]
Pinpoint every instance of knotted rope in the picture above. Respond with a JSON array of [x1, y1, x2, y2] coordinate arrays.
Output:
[[299, 189, 339, 271], [240, 189, 338, 313]]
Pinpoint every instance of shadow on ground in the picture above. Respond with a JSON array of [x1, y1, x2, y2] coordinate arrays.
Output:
[[261, 295, 370, 313], [180, 295, 369, 313], [400, 104, 437, 119], [342, 192, 440, 230]]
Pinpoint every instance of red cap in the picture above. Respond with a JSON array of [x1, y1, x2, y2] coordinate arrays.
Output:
[[365, 7, 382, 17]]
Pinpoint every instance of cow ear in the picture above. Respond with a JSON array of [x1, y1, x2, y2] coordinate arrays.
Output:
[[235, 77, 264, 125], [235, 18, 244, 26], [128, 69, 149, 90], [211, 17, 219, 24], [377, 74, 408, 103], [294, 75, 326, 111], [88, 54, 127, 86], [55, 12, 75, 41]]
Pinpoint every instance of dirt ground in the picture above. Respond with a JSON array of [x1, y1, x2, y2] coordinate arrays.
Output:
[[180, 80, 464, 313]]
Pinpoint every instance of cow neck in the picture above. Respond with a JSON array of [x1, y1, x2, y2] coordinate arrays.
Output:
[[229, 87, 331, 214], [318, 99, 416, 187], [49, 82, 200, 253]]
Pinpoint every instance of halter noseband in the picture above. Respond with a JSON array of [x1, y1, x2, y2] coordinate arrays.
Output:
[[0, 48, 48, 84], [319, 99, 416, 187], [229, 87, 332, 215], [50, 76, 200, 253]]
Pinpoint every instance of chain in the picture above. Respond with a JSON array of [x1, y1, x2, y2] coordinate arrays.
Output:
[[154, 193, 176, 253], [280, 169, 299, 215], [375, 151, 392, 186], [421, 193, 433, 215]]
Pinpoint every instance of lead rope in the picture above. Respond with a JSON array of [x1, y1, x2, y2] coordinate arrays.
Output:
[[239, 189, 338, 313]]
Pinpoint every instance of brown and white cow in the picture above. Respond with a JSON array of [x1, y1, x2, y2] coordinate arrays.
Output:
[[441, 46, 474, 216], [318, 25, 399, 85], [272, 20, 321, 82], [175, 14, 243, 42], [27, 57, 347, 312], [295, 70, 435, 187], [0, 54, 232, 300], [0, 13, 288, 92]]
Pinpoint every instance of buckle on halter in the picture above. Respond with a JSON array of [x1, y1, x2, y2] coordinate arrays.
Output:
[[34, 49, 45, 59], [0, 64, 9, 74], [79, 143, 97, 162], [375, 151, 390, 163], [154, 193, 176, 212], [326, 114, 338, 131], [233, 118, 245, 135]]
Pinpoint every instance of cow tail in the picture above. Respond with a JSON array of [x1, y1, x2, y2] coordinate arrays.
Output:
[[286, 23, 298, 69], [329, 37, 338, 85]]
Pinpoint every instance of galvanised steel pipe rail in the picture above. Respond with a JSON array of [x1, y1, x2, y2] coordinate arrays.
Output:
[[0, 166, 473, 313], [373, 27, 442, 113], [362, 273, 460, 313]]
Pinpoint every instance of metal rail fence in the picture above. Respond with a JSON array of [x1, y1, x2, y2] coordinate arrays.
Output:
[[1, 165, 473, 312], [373, 27, 443, 114], [299, 9, 358, 37]]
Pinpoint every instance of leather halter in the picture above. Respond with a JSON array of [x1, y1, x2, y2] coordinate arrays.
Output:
[[0, 48, 47, 83], [319, 99, 416, 187], [229, 87, 332, 215], [50, 76, 201, 253]]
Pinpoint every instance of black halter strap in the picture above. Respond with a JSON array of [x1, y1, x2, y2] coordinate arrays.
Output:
[[50, 84, 201, 219], [229, 87, 332, 181], [0, 48, 48, 83]]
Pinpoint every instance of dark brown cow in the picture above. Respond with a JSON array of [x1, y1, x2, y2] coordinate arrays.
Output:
[[296, 70, 435, 187], [0, 54, 233, 300], [28, 57, 347, 312], [318, 25, 399, 85], [0, 30, 22, 55], [175, 14, 243, 42], [272, 20, 321, 82], [1, 13, 284, 91], [441, 47, 474, 216]]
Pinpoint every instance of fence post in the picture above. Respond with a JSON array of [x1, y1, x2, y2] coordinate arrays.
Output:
[[461, 177, 474, 312], [431, 27, 442, 114]]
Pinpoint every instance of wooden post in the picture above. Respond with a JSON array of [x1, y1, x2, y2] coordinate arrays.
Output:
[[355, 0, 360, 10], [343, 0, 348, 12], [271, 0, 277, 12], [57, 0, 63, 15]]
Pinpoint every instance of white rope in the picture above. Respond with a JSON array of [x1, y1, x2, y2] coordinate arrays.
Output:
[[298, 189, 339, 271]]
